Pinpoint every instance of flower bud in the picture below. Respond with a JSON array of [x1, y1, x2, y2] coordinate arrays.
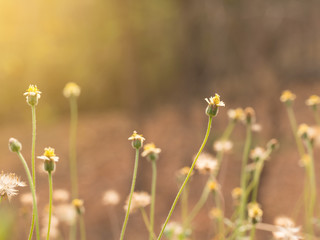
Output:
[[24, 85, 41, 106], [128, 131, 145, 149], [205, 93, 225, 117], [9, 138, 22, 153]]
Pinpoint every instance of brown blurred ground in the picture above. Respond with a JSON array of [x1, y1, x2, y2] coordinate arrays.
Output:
[[0, 81, 319, 239]]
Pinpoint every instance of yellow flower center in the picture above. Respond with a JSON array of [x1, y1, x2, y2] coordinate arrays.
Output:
[[213, 94, 221, 105], [280, 90, 296, 102], [143, 143, 156, 151], [26, 85, 40, 94], [43, 147, 56, 158], [208, 180, 218, 191]]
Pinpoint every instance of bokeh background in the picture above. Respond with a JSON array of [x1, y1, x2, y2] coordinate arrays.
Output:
[[0, 0, 320, 239]]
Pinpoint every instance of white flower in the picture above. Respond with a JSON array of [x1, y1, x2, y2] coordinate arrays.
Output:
[[53, 189, 70, 202], [54, 204, 77, 226], [124, 192, 151, 214], [195, 153, 218, 174], [37, 147, 59, 162], [0, 172, 26, 200], [273, 217, 302, 240], [102, 190, 120, 206], [213, 140, 233, 152], [63, 82, 81, 98], [250, 147, 267, 160]]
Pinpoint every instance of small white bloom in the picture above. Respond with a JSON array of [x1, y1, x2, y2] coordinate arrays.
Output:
[[0, 172, 26, 200], [102, 190, 120, 206], [195, 153, 218, 174], [124, 192, 151, 214], [213, 140, 233, 152]]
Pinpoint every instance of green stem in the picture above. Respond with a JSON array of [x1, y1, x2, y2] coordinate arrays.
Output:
[[17, 151, 40, 240], [286, 106, 305, 157], [70, 220, 77, 240], [221, 120, 235, 141], [239, 124, 252, 226], [120, 148, 140, 240], [80, 215, 87, 240], [181, 182, 189, 224], [150, 160, 157, 240], [306, 140, 316, 238], [69, 96, 79, 199], [312, 107, 320, 126], [250, 225, 256, 240], [184, 185, 210, 228], [47, 172, 53, 240], [157, 116, 213, 240], [214, 191, 225, 239], [140, 208, 156, 240], [29, 105, 37, 240]]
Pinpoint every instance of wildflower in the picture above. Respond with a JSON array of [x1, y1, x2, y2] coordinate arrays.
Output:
[[128, 131, 145, 149], [54, 204, 77, 226], [280, 90, 296, 105], [37, 147, 59, 173], [209, 208, 223, 219], [247, 202, 263, 224], [297, 123, 315, 140], [164, 222, 191, 240], [305, 95, 320, 108], [0, 172, 26, 200], [213, 140, 233, 153], [205, 93, 225, 117], [250, 147, 267, 161], [267, 138, 279, 151], [72, 198, 85, 215], [53, 189, 70, 202], [273, 216, 302, 240], [24, 85, 41, 106], [63, 82, 81, 98], [207, 179, 220, 192], [8, 138, 22, 153], [244, 107, 256, 125], [123, 192, 151, 214], [195, 153, 218, 174], [228, 108, 245, 122], [251, 123, 262, 132], [20, 192, 34, 205], [102, 190, 120, 206], [141, 143, 161, 161]]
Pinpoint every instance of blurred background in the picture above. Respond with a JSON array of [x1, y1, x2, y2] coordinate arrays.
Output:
[[0, 0, 320, 239]]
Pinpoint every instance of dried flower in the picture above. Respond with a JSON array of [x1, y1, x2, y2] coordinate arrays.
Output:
[[280, 90, 296, 105], [124, 192, 150, 214], [273, 216, 301, 240], [128, 131, 145, 149], [213, 140, 233, 153], [195, 153, 218, 174], [102, 190, 120, 206], [0, 172, 26, 200], [205, 93, 225, 117], [24, 85, 41, 106], [141, 143, 161, 161], [248, 202, 263, 224], [63, 82, 81, 98]]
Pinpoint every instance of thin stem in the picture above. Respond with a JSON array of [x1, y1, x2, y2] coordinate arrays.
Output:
[[156, 116, 213, 240], [184, 185, 210, 228], [140, 208, 156, 240], [17, 151, 40, 240], [312, 108, 320, 126], [47, 172, 53, 240], [306, 140, 316, 238], [69, 96, 79, 199], [150, 160, 157, 240], [221, 120, 235, 141], [80, 215, 87, 240], [214, 191, 225, 239], [286, 106, 305, 157], [120, 148, 140, 240], [239, 124, 252, 226], [250, 225, 256, 240], [29, 105, 37, 240], [181, 181, 189, 224], [70, 219, 77, 240]]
